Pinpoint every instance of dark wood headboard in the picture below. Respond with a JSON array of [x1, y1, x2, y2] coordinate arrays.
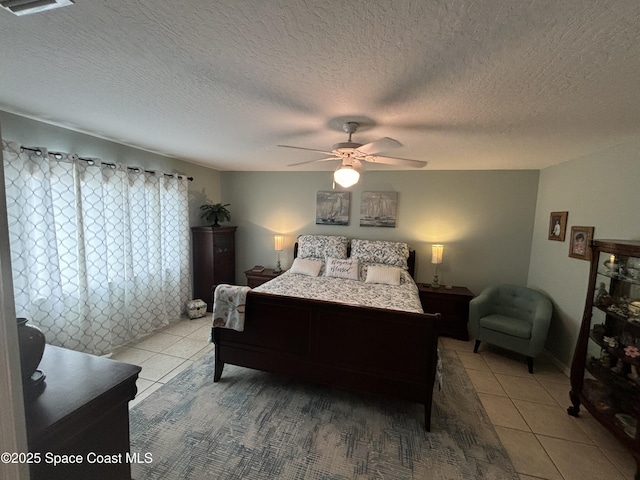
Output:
[[293, 242, 417, 278]]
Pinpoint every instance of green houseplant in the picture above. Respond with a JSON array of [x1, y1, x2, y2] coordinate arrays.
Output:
[[200, 203, 231, 227]]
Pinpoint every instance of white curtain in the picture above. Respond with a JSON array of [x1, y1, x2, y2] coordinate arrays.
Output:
[[2, 140, 191, 355]]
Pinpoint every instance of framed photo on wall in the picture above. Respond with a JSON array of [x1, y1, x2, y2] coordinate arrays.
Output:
[[315, 191, 350, 225], [569, 226, 594, 260], [548, 211, 568, 241], [360, 191, 398, 227]]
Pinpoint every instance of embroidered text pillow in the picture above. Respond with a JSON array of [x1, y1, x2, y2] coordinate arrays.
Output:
[[324, 257, 359, 280]]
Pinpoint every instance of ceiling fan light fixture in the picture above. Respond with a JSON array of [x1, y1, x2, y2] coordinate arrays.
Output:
[[333, 165, 360, 188]]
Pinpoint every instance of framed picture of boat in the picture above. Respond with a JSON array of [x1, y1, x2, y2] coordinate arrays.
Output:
[[360, 191, 398, 227], [315, 191, 350, 226]]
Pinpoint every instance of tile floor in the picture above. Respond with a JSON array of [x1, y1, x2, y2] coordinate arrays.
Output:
[[110, 315, 213, 408], [115, 319, 637, 480], [440, 336, 637, 480]]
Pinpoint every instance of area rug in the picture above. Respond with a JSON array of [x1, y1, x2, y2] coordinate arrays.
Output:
[[129, 348, 518, 479]]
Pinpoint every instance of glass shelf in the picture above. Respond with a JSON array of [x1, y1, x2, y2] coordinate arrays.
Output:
[[597, 268, 640, 287]]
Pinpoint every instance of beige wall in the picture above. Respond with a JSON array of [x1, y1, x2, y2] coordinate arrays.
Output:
[[0, 111, 222, 226], [528, 139, 640, 369], [221, 169, 540, 296]]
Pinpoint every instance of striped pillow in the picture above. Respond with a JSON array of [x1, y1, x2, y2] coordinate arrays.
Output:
[[365, 265, 401, 285]]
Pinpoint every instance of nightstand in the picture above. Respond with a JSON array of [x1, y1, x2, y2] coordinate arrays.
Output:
[[418, 284, 474, 340], [244, 268, 285, 288]]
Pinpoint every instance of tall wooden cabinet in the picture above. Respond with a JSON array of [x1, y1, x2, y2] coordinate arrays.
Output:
[[568, 239, 640, 477], [191, 226, 236, 311]]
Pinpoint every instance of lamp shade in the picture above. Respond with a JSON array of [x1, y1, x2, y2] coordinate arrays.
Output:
[[431, 244, 444, 264], [274, 234, 284, 251], [333, 165, 360, 188]]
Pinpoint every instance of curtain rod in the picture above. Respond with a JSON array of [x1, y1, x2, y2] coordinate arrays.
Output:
[[20, 146, 194, 182]]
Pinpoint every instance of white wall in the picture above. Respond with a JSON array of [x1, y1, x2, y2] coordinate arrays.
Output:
[[221, 169, 540, 295], [528, 139, 640, 367]]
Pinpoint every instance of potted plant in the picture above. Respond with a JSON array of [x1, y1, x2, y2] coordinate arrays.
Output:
[[200, 203, 231, 227]]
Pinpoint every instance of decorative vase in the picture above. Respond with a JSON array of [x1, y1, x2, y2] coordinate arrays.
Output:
[[17, 317, 46, 386]]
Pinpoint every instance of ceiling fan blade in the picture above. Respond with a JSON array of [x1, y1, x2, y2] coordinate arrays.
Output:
[[278, 144, 333, 155], [364, 155, 427, 168], [288, 157, 339, 167], [355, 137, 401, 155]]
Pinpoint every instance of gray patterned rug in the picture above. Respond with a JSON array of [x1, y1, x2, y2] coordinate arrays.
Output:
[[129, 348, 517, 479]]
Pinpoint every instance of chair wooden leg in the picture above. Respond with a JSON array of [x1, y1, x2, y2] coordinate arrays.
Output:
[[474, 339, 481, 353], [527, 356, 534, 374]]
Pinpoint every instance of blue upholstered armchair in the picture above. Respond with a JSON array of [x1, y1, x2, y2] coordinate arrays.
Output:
[[469, 284, 553, 373]]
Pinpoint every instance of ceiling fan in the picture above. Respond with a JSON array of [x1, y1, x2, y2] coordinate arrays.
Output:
[[278, 122, 427, 187]]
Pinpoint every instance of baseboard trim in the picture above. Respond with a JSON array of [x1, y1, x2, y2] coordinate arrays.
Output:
[[540, 348, 571, 378]]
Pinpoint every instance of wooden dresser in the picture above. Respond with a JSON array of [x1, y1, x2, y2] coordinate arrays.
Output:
[[192, 226, 237, 311], [25, 345, 141, 480]]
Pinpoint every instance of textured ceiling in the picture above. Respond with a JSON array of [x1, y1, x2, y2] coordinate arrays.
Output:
[[0, 0, 639, 171]]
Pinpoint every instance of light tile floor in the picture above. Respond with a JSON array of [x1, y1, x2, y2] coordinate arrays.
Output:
[[110, 315, 213, 408], [115, 320, 638, 480], [441, 336, 637, 480]]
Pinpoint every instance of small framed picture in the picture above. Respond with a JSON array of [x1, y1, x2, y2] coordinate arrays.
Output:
[[569, 226, 594, 260], [548, 211, 568, 241]]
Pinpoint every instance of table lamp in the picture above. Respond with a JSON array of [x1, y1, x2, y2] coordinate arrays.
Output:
[[274, 235, 284, 273], [431, 244, 443, 288]]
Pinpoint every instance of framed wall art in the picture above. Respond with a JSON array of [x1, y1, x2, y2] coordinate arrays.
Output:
[[315, 191, 350, 226], [569, 226, 594, 260], [360, 191, 398, 227], [548, 211, 568, 241]]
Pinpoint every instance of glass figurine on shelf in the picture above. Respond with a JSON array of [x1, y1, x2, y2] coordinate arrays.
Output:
[[594, 282, 611, 307]]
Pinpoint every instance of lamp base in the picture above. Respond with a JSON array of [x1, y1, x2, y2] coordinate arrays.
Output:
[[431, 275, 440, 289]]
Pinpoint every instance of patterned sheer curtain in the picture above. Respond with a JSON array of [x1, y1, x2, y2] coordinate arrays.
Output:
[[2, 140, 191, 355]]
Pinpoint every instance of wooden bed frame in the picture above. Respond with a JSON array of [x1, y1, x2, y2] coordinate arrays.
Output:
[[212, 250, 441, 430]]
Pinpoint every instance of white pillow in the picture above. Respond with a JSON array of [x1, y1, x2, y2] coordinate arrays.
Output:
[[365, 265, 401, 285], [324, 257, 359, 280], [290, 258, 323, 277]]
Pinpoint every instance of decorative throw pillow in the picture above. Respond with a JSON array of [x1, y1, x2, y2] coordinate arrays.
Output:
[[350, 239, 409, 270], [289, 258, 323, 277], [324, 257, 359, 280], [298, 234, 348, 261], [365, 265, 402, 285]]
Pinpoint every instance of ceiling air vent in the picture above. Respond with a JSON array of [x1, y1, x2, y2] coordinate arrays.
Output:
[[0, 0, 74, 16]]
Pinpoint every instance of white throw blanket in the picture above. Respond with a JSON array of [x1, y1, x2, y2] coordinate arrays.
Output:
[[212, 284, 251, 332]]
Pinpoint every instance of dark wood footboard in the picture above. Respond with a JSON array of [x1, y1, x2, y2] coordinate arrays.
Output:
[[212, 290, 440, 430]]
